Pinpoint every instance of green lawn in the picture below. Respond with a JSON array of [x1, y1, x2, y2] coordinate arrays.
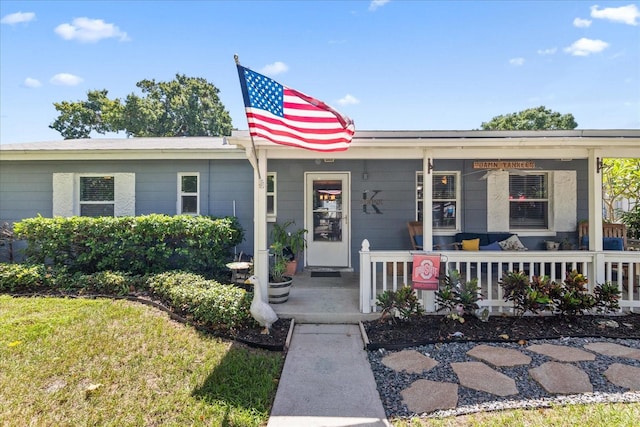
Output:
[[0, 295, 283, 427]]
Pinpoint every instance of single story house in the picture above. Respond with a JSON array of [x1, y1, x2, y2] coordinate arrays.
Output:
[[1, 130, 639, 313]]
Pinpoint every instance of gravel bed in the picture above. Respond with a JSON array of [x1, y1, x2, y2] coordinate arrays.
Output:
[[367, 337, 640, 419]]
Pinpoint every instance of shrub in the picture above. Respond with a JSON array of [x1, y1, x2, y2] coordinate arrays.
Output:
[[435, 270, 482, 321], [146, 271, 252, 330], [13, 214, 244, 277], [0, 263, 53, 293], [376, 285, 424, 323], [500, 272, 551, 317]]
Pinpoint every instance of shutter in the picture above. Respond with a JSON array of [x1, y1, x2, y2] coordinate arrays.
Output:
[[114, 173, 136, 216], [52, 173, 75, 217], [553, 171, 576, 232], [487, 171, 509, 232]]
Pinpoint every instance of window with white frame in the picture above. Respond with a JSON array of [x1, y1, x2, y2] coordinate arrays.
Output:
[[178, 173, 199, 215], [416, 172, 460, 230], [509, 173, 548, 229], [52, 173, 135, 217], [79, 176, 115, 217], [267, 172, 277, 221], [487, 170, 576, 233]]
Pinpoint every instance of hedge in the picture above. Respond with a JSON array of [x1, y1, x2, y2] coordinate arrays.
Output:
[[13, 214, 244, 277]]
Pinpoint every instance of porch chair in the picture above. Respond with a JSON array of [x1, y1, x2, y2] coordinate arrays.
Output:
[[578, 222, 627, 250], [407, 221, 423, 250]]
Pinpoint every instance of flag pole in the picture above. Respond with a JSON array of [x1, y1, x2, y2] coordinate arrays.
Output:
[[235, 54, 262, 185]]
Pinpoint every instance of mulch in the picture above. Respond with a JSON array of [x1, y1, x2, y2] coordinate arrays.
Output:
[[362, 312, 640, 350]]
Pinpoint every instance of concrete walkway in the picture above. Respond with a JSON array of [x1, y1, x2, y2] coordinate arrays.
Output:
[[267, 324, 391, 427]]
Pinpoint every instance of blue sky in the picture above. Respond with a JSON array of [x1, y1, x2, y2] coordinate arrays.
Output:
[[1, 0, 639, 144]]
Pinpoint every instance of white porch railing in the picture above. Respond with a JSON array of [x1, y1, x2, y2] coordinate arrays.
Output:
[[359, 239, 640, 314]]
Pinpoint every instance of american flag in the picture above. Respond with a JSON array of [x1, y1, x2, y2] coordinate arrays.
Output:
[[237, 65, 355, 152]]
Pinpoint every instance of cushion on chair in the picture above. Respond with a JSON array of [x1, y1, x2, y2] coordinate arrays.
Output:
[[480, 241, 503, 251], [498, 235, 527, 251], [462, 238, 480, 251], [603, 237, 624, 251]]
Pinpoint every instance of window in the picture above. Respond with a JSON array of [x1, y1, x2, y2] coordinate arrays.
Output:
[[267, 172, 277, 221], [416, 172, 460, 231], [487, 170, 576, 234], [80, 176, 115, 217], [178, 173, 199, 215], [509, 174, 548, 229], [53, 173, 135, 217]]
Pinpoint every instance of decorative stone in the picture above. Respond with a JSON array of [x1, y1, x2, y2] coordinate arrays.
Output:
[[529, 362, 593, 394], [382, 349, 438, 374], [401, 379, 458, 414], [527, 343, 596, 362], [467, 344, 532, 367], [604, 363, 640, 390], [584, 342, 640, 361], [451, 362, 518, 396]]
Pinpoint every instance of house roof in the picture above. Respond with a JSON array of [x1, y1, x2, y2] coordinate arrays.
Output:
[[1, 130, 639, 161]]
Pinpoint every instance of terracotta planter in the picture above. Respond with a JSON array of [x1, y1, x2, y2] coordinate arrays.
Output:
[[285, 260, 298, 276], [268, 276, 293, 304]]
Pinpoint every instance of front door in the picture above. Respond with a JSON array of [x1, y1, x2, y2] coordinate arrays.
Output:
[[305, 172, 350, 268]]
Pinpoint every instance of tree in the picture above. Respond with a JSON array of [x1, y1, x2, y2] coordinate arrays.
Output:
[[602, 158, 640, 223], [50, 74, 232, 139], [481, 106, 578, 130]]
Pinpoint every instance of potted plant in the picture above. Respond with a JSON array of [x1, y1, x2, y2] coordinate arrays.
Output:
[[270, 220, 307, 276], [268, 241, 294, 303]]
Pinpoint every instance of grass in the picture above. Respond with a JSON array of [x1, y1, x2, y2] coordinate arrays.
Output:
[[0, 295, 283, 427], [392, 403, 640, 426]]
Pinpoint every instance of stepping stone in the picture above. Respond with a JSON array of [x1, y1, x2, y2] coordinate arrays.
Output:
[[604, 363, 640, 390], [451, 361, 518, 396], [401, 379, 458, 414], [584, 342, 640, 360], [529, 362, 593, 394], [527, 343, 596, 362], [467, 344, 531, 367], [382, 349, 438, 374]]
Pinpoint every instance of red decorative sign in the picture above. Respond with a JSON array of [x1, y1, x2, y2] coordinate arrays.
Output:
[[412, 254, 440, 290]]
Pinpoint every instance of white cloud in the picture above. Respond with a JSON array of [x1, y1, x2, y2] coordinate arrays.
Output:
[[564, 38, 609, 56], [537, 47, 557, 55], [23, 77, 42, 88], [50, 73, 83, 86], [337, 94, 360, 106], [591, 4, 639, 26], [369, 0, 390, 12], [260, 61, 288, 76], [54, 17, 129, 43], [509, 57, 525, 66], [1, 11, 35, 25], [573, 17, 592, 28]]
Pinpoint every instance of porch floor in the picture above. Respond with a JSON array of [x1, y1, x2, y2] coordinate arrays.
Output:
[[271, 270, 381, 324]]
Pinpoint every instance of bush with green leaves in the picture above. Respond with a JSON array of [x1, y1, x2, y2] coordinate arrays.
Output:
[[376, 285, 424, 323], [435, 270, 482, 321], [145, 271, 252, 330], [500, 272, 552, 317], [0, 263, 53, 293], [13, 214, 243, 277]]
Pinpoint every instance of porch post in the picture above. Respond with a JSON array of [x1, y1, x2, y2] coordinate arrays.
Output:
[[359, 239, 372, 313], [422, 149, 436, 311], [588, 149, 605, 284], [254, 148, 270, 302]]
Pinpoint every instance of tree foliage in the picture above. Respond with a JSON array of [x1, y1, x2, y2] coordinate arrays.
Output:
[[481, 106, 578, 130], [602, 158, 640, 223], [50, 74, 233, 139]]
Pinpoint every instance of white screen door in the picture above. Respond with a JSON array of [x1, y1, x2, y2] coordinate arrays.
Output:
[[305, 172, 350, 267]]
